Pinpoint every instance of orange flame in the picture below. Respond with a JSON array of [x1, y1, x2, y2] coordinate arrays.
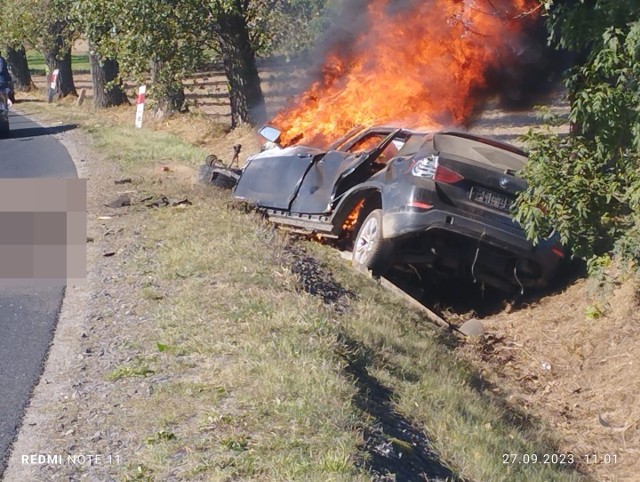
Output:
[[342, 200, 365, 232], [271, 0, 538, 147]]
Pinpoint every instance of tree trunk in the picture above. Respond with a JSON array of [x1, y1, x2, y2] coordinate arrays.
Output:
[[89, 47, 128, 108], [216, 9, 267, 128], [150, 59, 185, 119], [44, 36, 77, 99], [6, 45, 35, 91]]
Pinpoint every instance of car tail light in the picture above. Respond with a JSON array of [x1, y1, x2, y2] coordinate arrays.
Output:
[[411, 155, 463, 184], [434, 165, 464, 184]]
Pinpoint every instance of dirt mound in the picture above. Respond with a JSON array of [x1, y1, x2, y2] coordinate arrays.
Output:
[[458, 275, 640, 481]]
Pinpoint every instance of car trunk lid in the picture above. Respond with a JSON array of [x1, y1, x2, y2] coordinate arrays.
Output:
[[432, 133, 527, 226]]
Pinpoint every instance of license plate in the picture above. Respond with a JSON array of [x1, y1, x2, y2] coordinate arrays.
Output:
[[470, 187, 512, 211]]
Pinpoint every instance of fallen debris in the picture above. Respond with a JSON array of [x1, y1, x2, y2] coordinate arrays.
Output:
[[231, 144, 242, 166], [458, 318, 485, 337], [105, 194, 131, 209], [144, 195, 192, 208], [195, 164, 239, 189], [146, 196, 170, 208], [284, 245, 354, 311]]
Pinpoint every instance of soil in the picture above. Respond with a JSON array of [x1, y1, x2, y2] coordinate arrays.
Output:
[[456, 274, 640, 482]]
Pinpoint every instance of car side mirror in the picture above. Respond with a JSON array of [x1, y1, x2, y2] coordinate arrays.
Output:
[[258, 125, 282, 144]]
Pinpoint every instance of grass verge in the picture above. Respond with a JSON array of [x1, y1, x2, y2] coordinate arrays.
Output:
[[14, 99, 588, 481]]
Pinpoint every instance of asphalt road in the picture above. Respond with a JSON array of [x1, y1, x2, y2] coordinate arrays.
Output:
[[0, 108, 77, 477]]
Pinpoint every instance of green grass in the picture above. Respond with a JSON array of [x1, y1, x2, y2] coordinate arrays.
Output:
[[26, 50, 90, 75], [88, 124, 208, 169], [107, 356, 156, 380], [15, 99, 588, 481]]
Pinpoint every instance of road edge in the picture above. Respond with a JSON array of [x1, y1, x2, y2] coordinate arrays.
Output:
[[2, 115, 92, 482]]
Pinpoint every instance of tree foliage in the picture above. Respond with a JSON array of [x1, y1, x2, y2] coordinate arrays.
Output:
[[74, 0, 209, 116], [515, 1, 640, 268], [247, 0, 336, 55], [1, 0, 334, 119], [76, 0, 332, 120], [0, 0, 43, 49], [0, 0, 78, 96]]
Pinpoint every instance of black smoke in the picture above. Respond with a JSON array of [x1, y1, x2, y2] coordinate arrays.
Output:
[[482, 18, 574, 110]]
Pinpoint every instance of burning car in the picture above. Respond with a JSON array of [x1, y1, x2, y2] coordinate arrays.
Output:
[[229, 125, 564, 293]]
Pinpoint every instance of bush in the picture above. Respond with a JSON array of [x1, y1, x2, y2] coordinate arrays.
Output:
[[514, 19, 640, 271]]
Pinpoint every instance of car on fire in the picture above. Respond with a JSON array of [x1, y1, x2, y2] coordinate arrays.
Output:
[[229, 125, 565, 293]]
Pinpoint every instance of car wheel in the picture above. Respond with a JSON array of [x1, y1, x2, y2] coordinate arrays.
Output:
[[352, 209, 394, 275]]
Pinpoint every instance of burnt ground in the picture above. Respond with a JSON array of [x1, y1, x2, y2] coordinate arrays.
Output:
[[340, 333, 459, 482], [285, 244, 355, 311]]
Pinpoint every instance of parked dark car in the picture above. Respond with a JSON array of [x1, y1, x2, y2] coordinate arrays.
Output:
[[0, 91, 9, 137], [231, 125, 565, 292]]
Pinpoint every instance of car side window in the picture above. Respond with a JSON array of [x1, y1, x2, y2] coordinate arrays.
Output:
[[371, 137, 406, 166], [345, 134, 385, 154]]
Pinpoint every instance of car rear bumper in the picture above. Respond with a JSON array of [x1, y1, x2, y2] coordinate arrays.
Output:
[[384, 209, 528, 247], [382, 208, 564, 281]]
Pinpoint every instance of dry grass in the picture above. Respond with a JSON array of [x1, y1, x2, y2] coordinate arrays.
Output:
[[114, 200, 364, 480], [94, 180, 581, 481], [458, 272, 640, 482]]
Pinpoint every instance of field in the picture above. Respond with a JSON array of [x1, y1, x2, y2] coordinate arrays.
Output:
[[26, 50, 90, 76]]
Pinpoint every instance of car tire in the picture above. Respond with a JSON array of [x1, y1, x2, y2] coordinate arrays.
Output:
[[352, 209, 394, 276]]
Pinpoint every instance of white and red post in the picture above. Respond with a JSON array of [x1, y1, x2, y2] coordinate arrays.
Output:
[[47, 68, 59, 103], [135, 85, 146, 128]]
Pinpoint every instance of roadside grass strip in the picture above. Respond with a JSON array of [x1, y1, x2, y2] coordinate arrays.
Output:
[[117, 187, 584, 481]]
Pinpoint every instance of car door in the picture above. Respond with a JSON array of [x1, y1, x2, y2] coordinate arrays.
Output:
[[290, 129, 400, 214], [289, 150, 349, 214], [331, 129, 405, 201], [233, 147, 318, 210]]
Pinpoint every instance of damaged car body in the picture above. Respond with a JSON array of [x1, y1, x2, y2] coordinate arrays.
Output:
[[231, 125, 565, 292]]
